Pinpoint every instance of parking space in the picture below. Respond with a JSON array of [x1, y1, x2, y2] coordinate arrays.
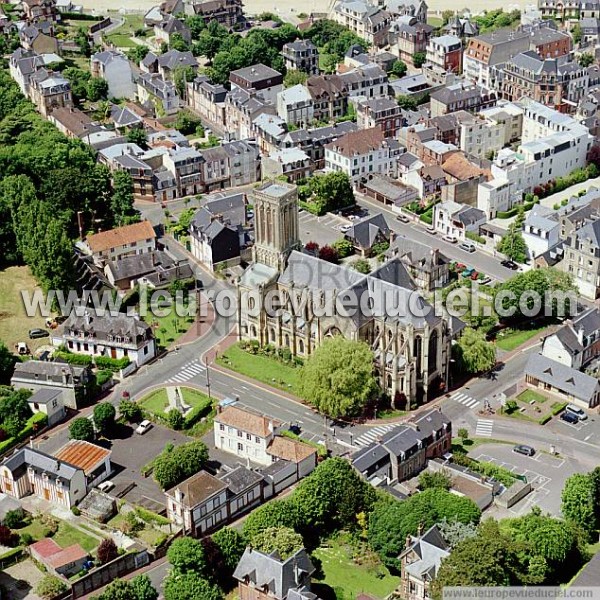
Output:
[[298, 210, 352, 246], [470, 444, 576, 516]]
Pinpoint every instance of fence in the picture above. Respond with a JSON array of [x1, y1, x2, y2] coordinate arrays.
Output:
[[90, 17, 111, 34]]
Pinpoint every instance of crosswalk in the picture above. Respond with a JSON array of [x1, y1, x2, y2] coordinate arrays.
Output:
[[450, 391, 480, 410], [475, 419, 494, 437], [165, 360, 205, 384], [353, 424, 399, 447]]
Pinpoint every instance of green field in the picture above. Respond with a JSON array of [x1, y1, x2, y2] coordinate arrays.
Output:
[[312, 536, 400, 600], [140, 387, 211, 417], [53, 521, 99, 553], [105, 12, 145, 48], [495, 325, 547, 351], [217, 343, 301, 393]]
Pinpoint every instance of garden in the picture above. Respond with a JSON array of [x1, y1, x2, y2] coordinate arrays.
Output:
[[501, 389, 566, 425], [106, 505, 170, 549], [0, 388, 47, 454]]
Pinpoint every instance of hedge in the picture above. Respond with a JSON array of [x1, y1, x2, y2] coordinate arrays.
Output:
[[96, 370, 113, 386], [53, 352, 93, 366], [420, 212, 433, 225], [0, 413, 47, 455], [538, 415, 552, 425], [95, 356, 131, 372], [61, 11, 104, 19], [551, 401, 568, 415], [0, 547, 22, 566], [466, 231, 485, 244], [183, 397, 212, 430]]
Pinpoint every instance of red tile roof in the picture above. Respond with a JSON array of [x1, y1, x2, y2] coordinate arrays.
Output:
[[31, 538, 61, 559], [85, 221, 155, 254], [46, 544, 88, 569]]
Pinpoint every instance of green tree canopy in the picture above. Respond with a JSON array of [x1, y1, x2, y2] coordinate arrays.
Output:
[[396, 95, 418, 111], [111, 171, 139, 227], [163, 572, 223, 600], [211, 526, 247, 573], [69, 417, 94, 441], [496, 213, 528, 263], [454, 328, 496, 374], [0, 342, 16, 385], [35, 575, 68, 599], [250, 526, 303, 559], [93, 402, 116, 434], [418, 470, 453, 490], [299, 337, 379, 418], [153, 440, 209, 490], [167, 537, 208, 574], [368, 489, 481, 568], [242, 499, 298, 540], [561, 473, 597, 535], [284, 69, 308, 88], [390, 60, 407, 78]]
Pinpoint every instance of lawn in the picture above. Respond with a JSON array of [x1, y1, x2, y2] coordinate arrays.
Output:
[[517, 389, 548, 404], [105, 11, 145, 48], [144, 305, 195, 348], [104, 33, 137, 48], [427, 16, 443, 27], [53, 521, 98, 554], [312, 535, 400, 600], [495, 325, 548, 351], [140, 387, 211, 417], [0, 266, 48, 351], [217, 343, 301, 394]]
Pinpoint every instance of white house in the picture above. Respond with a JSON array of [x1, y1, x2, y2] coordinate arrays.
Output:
[[90, 50, 136, 100], [214, 405, 283, 466], [52, 308, 156, 367], [54, 440, 112, 489], [27, 388, 65, 427], [276, 84, 314, 128], [433, 200, 486, 241], [522, 205, 560, 258]]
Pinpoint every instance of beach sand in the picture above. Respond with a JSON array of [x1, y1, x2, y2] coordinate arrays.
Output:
[[82, 0, 529, 19]]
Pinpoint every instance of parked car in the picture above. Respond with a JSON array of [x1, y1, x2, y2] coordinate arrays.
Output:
[[288, 424, 302, 435], [135, 420, 152, 435], [513, 444, 535, 456], [396, 214, 410, 223], [501, 259, 519, 270], [479, 276, 492, 285], [339, 225, 351, 233], [29, 328, 49, 339], [565, 404, 587, 420], [470, 271, 480, 280], [459, 241, 476, 253], [442, 234, 457, 243], [560, 412, 579, 425], [98, 480, 115, 493], [16, 342, 29, 355], [462, 268, 475, 278], [426, 226, 437, 235]]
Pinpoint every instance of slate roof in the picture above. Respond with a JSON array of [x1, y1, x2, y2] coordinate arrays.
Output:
[[399, 524, 450, 578], [231, 63, 281, 83], [60, 307, 153, 342], [233, 547, 315, 600], [111, 105, 142, 128], [158, 49, 196, 70], [218, 465, 263, 494], [524, 353, 600, 404], [346, 213, 390, 249], [12, 360, 88, 382], [2, 447, 81, 482], [27, 388, 62, 406], [574, 219, 600, 249]]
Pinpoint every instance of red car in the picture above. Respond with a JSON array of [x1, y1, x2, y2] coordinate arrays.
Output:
[[470, 271, 480, 280]]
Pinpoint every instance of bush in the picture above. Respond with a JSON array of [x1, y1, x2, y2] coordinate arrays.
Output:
[[71, 506, 81, 516], [551, 402, 568, 415], [53, 352, 93, 366], [183, 398, 212, 430], [96, 370, 113, 387], [35, 575, 67, 599], [538, 415, 551, 425], [119, 399, 142, 423], [95, 356, 130, 372], [97, 538, 118, 564], [19, 532, 34, 546], [3, 508, 24, 529], [167, 408, 184, 430], [466, 231, 485, 245]]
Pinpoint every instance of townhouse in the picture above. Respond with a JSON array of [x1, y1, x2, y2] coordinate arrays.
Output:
[[339, 63, 389, 99], [19, 0, 58, 22], [90, 50, 136, 100], [356, 96, 403, 137], [186, 75, 227, 133], [28, 68, 73, 117], [184, 0, 244, 27], [276, 84, 314, 128], [433, 200, 486, 241], [560, 219, 600, 299], [230, 63, 283, 105], [325, 126, 402, 185], [137, 72, 180, 115], [262, 147, 312, 183], [425, 34, 462, 74], [282, 39, 319, 75], [384, 0, 427, 22], [429, 81, 496, 118], [388, 16, 433, 67], [306, 74, 349, 122], [332, 0, 391, 47], [225, 86, 276, 140], [351, 408, 452, 484], [522, 205, 560, 258]]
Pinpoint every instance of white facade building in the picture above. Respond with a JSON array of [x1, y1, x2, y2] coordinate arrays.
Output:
[[276, 84, 314, 127]]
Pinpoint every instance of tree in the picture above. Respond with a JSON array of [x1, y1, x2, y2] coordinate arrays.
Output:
[[119, 399, 142, 423], [186, 15, 206, 39], [299, 337, 379, 418], [126, 127, 147, 148], [291, 457, 376, 536], [368, 489, 481, 568], [87, 78, 109, 102], [173, 65, 196, 98], [353, 258, 371, 274], [111, 171, 138, 226], [572, 22, 582, 44], [418, 470, 452, 490], [127, 45, 150, 65], [437, 518, 478, 548], [0, 342, 16, 385], [163, 572, 223, 600], [211, 527, 246, 573], [170, 33, 190, 51], [250, 526, 303, 559], [97, 538, 119, 564], [167, 408, 184, 430], [0, 389, 32, 428], [243, 500, 297, 540], [35, 575, 67, 599], [442, 9, 455, 25], [496, 217, 528, 263], [454, 328, 496, 374], [4, 508, 24, 529], [153, 440, 209, 489], [99, 580, 135, 600], [332, 237, 354, 258], [130, 575, 159, 600], [413, 51, 426, 68], [396, 94, 418, 111], [317, 245, 339, 264], [579, 52, 595, 67], [284, 69, 308, 88], [174, 110, 203, 135], [561, 473, 597, 536], [431, 521, 523, 598], [167, 537, 208, 574], [457, 428, 469, 440], [494, 268, 576, 322], [94, 402, 116, 434], [69, 417, 94, 441], [390, 59, 407, 78]]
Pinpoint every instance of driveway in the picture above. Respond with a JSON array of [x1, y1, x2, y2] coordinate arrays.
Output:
[[0, 559, 44, 600]]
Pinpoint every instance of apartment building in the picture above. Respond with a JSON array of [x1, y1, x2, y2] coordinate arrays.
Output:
[[186, 75, 227, 132], [332, 0, 391, 47], [282, 39, 319, 75], [339, 63, 389, 99], [560, 220, 600, 299], [385, 0, 427, 22], [276, 84, 314, 127], [388, 16, 433, 67], [230, 63, 283, 105], [306, 74, 349, 121], [90, 50, 136, 99], [262, 147, 312, 183], [356, 96, 403, 137], [426, 34, 462, 73], [82, 221, 156, 263], [28, 69, 72, 117], [137, 73, 180, 115], [184, 0, 244, 27], [225, 86, 276, 140], [430, 82, 496, 117]]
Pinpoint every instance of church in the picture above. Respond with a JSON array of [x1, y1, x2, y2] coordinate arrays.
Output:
[[237, 181, 462, 406]]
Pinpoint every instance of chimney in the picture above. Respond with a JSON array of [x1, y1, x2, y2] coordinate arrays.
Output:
[[575, 325, 584, 345], [405, 534, 412, 549], [417, 522, 424, 537], [175, 487, 184, 503]]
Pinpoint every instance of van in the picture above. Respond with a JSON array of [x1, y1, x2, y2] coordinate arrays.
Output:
[[565, 404, 587, 420], [459, 241, 476, 253]]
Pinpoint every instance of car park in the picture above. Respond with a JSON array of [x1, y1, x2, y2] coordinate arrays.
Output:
[[513, 444, 535, 456], [565, 404, 587, 420], [442, 235, 457, 243], [501, 259, 519, 270], [560, 412, 579, 424], [29, 328, 49, 339], [135, 420, 153, 435]]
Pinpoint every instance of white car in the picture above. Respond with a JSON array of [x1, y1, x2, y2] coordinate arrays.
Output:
[[135, 420, 152, 435], [98, 480, 115, 493], [339, 225, 351, 233], [442, 234, 457, 244]]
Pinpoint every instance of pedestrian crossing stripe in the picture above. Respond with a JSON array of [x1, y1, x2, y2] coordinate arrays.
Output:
[[165, 361, 205, 384], [450, 392, 480, 409], [475, 419, 494, 437]]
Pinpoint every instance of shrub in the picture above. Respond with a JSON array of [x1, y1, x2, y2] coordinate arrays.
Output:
[[167, 408, 184, 430], [538, 415, 551, 425], [95, 356, 131, 372], [96, 370, 113, 387], [466, 231, 485, 245], [551, 402, 568, 415], [97, 538, 119, 564], [53, 352, 93, 366], [119, 399, 142, 423], [69, 417, 94, 441], [71, 506, 81, 516], [3, 508, 24, 529], [19, 532, 34, 546], [0, 525, 15, 546], [183, 398, 212, 429], [35, 575, 67, 599]]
